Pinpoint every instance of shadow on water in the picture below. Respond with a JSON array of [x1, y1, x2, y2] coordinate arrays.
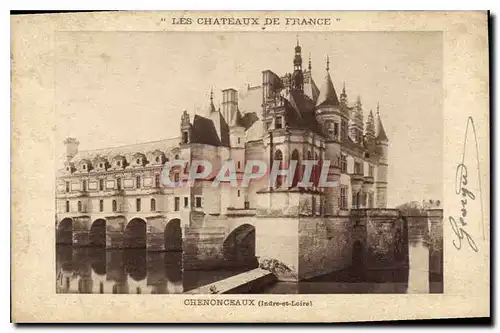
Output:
[[56, 246, 256, 294], [261, 223, 443, 294]]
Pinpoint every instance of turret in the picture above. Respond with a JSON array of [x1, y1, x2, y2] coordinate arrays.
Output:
[[180, 110, 191, 145], [291, 37, 304, 92], [375, 104, 389, 208], [365, 108, 376, 143], [315, 56, 342, 215]]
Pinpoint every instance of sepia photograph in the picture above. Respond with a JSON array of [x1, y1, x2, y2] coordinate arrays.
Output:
[[54, 31, 444, 295]]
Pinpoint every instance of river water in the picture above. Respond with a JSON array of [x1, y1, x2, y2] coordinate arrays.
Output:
[[56, 222, 442, 294]]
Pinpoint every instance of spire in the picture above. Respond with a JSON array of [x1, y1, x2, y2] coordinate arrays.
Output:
[[339, 81, 348, 111], [376, 104, 389, 142], [292, 39, 304, 91], [315, 55, 339, 108], [207, 88, 216, 114], [365, 109, 375, 139], [354, 95, 363, 125], [308, 53, 312, 71]]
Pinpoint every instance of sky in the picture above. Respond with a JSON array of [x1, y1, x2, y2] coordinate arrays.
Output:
[[55, 31, 443, 207]]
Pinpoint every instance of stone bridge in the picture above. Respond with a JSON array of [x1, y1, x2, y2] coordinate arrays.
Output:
[[56, 211, 188, 251], [56, 208, 443, 282]]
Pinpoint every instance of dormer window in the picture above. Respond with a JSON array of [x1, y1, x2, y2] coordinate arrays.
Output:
[[99, 163, 103, 168], [82, 165, 86, 170], [155, 156, 160, 163], [136, 158, 140, 164], [275, 117, 283, 129], [117, 161, 121, 167]]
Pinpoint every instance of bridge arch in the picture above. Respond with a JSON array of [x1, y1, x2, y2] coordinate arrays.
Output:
[[164, 218, 182, 252], [222, 223, 256, 264], [89, 219, 106, 247], [56, 218, 73, 245], [124, 218, 147, 248]]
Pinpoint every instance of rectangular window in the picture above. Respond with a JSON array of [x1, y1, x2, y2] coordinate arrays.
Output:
[[237, 161, 241, 169], [340, 186, 348, 209], [174, 197, 180, 211], [369, 165, 374, 177], [174, 173, 180, 183], [136, 176, 141, 189], [155, 174, 161, 188], [184, 197, 188, 208], [354, 162, 362, 175], [151, 198, 156, 211], [82, 180, 87, 191], [275, 116, 283, 129], [65, 181, 70, 193], [334, 123, 339, 138], [99, 200, 104, 212], [341, 120, 347, 140], [65, 201, 70, 213], [237, 190, 240, 197], [195, 197, 202, 208], [99, 179, 104, 191], [340, 155, 347, 173], [77, 201, 82, 212], [112, 200, 117, 212], [116, 178, 121, 190], [136, 198, 141, 212], [237, 137, 241, 144]]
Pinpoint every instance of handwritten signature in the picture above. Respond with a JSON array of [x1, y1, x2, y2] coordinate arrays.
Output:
[[449, 116, 483, 252]]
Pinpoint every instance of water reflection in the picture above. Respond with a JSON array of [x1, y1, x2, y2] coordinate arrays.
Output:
[[56, 246, 249, 294], [261, 233, 443, 294]]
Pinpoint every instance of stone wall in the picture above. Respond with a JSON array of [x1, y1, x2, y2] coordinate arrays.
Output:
[[298, 216, 352, 280]]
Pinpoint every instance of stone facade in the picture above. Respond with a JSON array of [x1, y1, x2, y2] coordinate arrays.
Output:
[[55, 40, 443, 282]]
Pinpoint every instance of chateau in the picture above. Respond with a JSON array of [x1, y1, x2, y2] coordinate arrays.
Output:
[[55, 41, 424, 282]]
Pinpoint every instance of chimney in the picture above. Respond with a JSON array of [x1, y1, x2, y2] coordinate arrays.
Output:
[[221, 88, 238, 125], [63, 137, 79, 161]]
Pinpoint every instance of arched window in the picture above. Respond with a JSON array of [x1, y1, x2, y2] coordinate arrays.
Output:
[[274, 149, 283, 188], [112, 200, 117, 212], [65, 200, 70, 213], [291, 149, 300, 187], [151, 198, 156, 211], [77, 201, 82, 212]]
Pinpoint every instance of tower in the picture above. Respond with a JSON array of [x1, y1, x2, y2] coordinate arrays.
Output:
[[375, 104, 389, 208], [221, 88, 238, 126], [180, 110, 191, 145], [291, 37, 304, 92], [315, 56, 342, 215], [350, 94, 364, 144], [365, 108, 376, 150]]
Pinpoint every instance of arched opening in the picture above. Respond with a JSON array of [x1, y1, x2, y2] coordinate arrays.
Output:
[[89, 219, 106, 247], [291, 149, 300, 187], [123, 218, 147, 248], [222, 224, 257, 268], [352, 241, 365, 276], [164, 219, 182, 252], [274, 149, 283, 188], [56, 218, 73, 245]]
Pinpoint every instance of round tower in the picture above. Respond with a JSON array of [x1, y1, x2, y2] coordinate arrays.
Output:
[[315, 56, 343, 215]]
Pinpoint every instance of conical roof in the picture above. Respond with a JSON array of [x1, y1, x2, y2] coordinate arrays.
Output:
[[316, 68, 340, 108], [376, 113, 389, 142]]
